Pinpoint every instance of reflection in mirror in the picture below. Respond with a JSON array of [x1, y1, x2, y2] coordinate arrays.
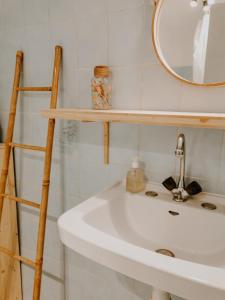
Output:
[[153, 0, 225, 86]]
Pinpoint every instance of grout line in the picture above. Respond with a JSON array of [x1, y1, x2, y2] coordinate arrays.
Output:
[[24, 263, 64, 284], [106, 1, 146, 14], [20, 206, 58, 222]]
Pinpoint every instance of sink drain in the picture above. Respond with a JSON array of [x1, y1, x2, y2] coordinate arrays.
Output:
[[156, 249, 175, 257], [201, 202, 217, 210], [145, 191, 158, 198]]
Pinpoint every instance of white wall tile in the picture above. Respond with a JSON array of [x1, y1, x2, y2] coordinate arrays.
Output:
[[15, 153, 43, 201], [22, 25, 53, 86], [77, 68, 92, 108], [13, 113, 33, 144], [141, 65, 182, 110], [21, 264, 64, 300], [23, 0, 49, 26], [111, 66, 142, 109], [0, 28, 24, 77], [143, 3, 158, 65], [107, 0, 145, 12], [77, 11, 108, 68], [176, 128, 223, 186], [1, 0, 25, 30], [49, 19, 78, 69], [55, 120, 79, 147], [180, 84, 225, 113], [218, 132, 225, 183], [66, 264, 110, 300], [0, 112, 9, 140], [49, 0, 76, 23], [79, 160, 110, 199], [139, 125, 177, 182], [19, 209, 63, 268], [110, 124, 139, 164], [109, 6, 145, 66], [76, 0, 107, 14]]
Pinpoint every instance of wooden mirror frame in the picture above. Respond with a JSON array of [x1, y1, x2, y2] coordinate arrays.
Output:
[[152, 0, 225, 87]]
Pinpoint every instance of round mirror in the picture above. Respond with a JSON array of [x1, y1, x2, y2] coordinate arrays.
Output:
[[153, 0, 225, 86]]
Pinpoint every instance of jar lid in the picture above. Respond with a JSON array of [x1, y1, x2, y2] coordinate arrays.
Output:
[[94, 66, 110, 78]]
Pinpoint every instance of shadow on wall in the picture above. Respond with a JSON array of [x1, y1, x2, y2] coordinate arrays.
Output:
[[0, 124, 2, 142], [116, 272, 183, 300]]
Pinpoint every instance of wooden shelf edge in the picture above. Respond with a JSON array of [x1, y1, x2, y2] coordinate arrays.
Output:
[[41, 108, 225, 165], [42, 108, 225, 129]]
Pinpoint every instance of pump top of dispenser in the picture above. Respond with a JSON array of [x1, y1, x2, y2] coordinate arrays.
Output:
[[132, 157, 140, 169]]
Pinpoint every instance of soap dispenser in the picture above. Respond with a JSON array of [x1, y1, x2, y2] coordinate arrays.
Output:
[[126, 157, 146, 193]]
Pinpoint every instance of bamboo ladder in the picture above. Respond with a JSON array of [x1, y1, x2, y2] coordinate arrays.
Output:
[[0, 45, 62, 300]]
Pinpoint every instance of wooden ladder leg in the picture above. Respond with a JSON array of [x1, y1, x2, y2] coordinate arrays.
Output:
[[33, 46, 62, 300], [103, 122, 110, 164], [0, 51, 23, 223]]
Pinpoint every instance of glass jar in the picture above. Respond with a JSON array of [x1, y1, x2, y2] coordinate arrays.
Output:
[[91, 66, 112, 110]]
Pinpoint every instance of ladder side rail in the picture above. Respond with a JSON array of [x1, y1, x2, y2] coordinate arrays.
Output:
[[0, 51, 23, 221], [33, 45, 62, 300]]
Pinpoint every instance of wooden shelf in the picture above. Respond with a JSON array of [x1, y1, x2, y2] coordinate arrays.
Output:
[[42, 108, 225, 164], [42, 108, 225, 129]]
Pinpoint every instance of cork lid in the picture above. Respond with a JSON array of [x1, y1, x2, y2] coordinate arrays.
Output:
[[94, 66, 110, 78]]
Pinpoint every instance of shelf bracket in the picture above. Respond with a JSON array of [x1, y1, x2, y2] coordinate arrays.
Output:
[[103, 122, 110, 164]]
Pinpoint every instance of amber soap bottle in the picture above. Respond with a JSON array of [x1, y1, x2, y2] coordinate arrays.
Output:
[[126, 158, 146, 193]]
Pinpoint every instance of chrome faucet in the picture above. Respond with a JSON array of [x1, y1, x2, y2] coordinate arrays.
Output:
[[173, 134, 189, 201], [162, 133, 202, 202]]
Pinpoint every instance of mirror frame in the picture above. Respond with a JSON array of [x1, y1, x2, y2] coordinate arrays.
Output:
[[152, 0, 225, 87]]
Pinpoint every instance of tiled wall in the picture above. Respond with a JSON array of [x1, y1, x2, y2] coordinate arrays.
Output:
[[0, 0, 224, 299]]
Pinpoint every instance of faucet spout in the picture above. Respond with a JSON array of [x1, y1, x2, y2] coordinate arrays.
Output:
[[175, 133, 185, 191]]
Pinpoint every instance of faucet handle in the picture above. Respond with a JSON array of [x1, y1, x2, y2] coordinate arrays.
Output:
[[162, 177, 177, 191], [186, 181, 202, 196]]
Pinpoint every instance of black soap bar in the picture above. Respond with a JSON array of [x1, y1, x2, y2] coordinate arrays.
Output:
[[162, 177, 177, 191], [186, 181, 202, 196]]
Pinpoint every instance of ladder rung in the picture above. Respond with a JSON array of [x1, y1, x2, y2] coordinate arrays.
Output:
[[0, 246, 36, 268], [17, 86, 52, 92], [10, 143, 46, 152], [2, 194, 40, 209]]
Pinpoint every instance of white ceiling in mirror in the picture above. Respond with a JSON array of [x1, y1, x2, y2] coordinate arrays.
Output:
[[153, 0, 225, 86]]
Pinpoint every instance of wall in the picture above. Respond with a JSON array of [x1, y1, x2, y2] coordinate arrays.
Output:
[[0, 0, 225, 299]]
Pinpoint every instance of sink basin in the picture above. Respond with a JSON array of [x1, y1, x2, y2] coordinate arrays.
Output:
[[58, 182, 225, 300]]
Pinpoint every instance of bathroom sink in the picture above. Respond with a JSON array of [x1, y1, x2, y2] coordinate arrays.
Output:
[[58, 182, 225, 300]]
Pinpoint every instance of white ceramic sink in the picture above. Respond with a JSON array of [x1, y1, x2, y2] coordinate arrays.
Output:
[[58, 182, 225, 300]]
